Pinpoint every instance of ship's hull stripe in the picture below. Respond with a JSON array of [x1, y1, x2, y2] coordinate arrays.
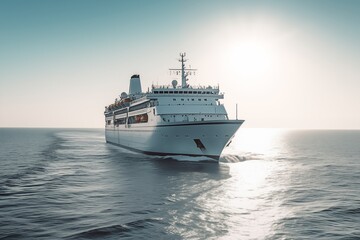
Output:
[[155, 121, 243, 127], [105, 120, 244, 130], [106, 141, 220, 160]]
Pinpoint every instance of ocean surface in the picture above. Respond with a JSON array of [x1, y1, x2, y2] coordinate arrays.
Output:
[[0, 128, 359, 240]]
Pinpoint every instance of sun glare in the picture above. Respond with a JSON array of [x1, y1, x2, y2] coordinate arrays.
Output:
[[227, 40, 276, 77], [225, 128, 286, 159]]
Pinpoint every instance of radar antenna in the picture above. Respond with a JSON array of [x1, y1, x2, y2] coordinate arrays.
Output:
[[169, 53, 197, 88]]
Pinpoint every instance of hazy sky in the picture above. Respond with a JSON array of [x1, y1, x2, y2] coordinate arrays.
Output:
[[1, 0, 359, 128]]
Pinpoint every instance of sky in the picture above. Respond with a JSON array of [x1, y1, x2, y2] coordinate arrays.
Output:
[[0, 0, 359, 129]]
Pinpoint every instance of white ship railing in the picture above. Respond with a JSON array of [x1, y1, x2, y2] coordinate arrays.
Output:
[[151, 84, 219, 90]]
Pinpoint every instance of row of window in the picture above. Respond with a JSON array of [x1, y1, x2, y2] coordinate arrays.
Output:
[[107, 101, 152, 117], [129, 101, 150, 112], [153, 90, 216, 94], [165, 114, 222, 118], [107, 113, 149, 126], [114, 108, 128, 115], [128, 113, 148, 124], [173, 98, 208, 102], [114, 118, 126, 125]]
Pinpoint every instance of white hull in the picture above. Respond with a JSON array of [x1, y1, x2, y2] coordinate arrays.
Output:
[[104, 54, 245, 161], [105, 120, 243, 160]]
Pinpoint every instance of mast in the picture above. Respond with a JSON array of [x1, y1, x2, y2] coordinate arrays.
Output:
[[180, 53, 187, 88], [169, 52, 197, 88]]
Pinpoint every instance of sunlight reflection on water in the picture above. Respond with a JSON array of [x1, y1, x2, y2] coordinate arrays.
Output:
[[218, 129, 293, 239], [227, 162, 284, 238], [1, 129, 359, 239], [223, 128, 288, 160]]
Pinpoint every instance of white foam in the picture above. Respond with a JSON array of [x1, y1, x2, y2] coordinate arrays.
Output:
[[220, 152, 264, 163], [154, 155, 217, 162]]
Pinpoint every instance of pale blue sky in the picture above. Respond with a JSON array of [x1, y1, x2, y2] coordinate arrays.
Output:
[[0, 0, 359, 128]]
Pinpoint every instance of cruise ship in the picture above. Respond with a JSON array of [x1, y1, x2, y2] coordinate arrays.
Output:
[[104, 53, 244, 160]]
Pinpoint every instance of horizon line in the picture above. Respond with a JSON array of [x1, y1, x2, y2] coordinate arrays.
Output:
[[1, 127, 360, 130]]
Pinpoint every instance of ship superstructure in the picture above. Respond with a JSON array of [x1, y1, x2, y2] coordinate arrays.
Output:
[[104, 53, 244, 160]]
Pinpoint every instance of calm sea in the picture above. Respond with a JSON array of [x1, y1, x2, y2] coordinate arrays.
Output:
[[0, 128, 359, 239]]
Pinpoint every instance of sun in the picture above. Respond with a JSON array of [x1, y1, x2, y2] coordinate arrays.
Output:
[[228, 40, 275, 77]]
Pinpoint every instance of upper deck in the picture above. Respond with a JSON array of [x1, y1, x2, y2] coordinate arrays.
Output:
[[147, 86, 223, 99], [105, 53, 225, 114]]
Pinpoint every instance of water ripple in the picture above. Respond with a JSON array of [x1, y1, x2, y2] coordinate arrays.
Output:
[[0, 129, 359, 239]]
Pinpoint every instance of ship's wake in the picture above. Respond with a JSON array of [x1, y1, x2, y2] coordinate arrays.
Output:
[[152, 152, 264, 163], [152, 155, 218, 162], [220, 152, 264, 163]]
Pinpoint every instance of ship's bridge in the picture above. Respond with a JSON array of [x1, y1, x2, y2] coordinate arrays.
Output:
[[148, 85, 223, 97], [146, 83, 228, 122], [147, 89, 223, 106]]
